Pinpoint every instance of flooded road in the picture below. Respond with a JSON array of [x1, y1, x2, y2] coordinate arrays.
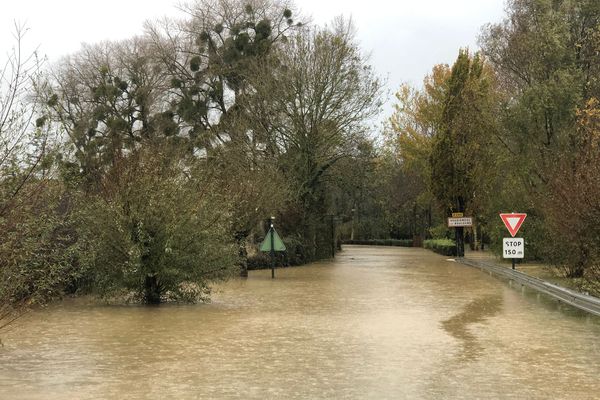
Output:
[[1, 245, 599, 399]]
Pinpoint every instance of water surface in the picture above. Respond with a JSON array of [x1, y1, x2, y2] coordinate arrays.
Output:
[[1, 246, 599, 399]]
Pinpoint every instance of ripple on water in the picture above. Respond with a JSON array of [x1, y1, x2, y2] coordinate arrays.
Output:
[[0, 246, 599, 399]]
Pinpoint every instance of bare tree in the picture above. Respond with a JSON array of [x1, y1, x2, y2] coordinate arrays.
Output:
[[0, 23, 52, 336], [0, 23, 46, 216], [145, 0, 302, 272], [247, 18, 383, 259]]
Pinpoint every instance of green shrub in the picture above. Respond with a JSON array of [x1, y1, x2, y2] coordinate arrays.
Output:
[[74, 149, 238, 304], [423, 239, 456, 256], [429, 223, 452, 239], [281, 235, 308, 266], [247, 252, 272, 270], [343, 239, 413, 247], [247, 235, 308, 270]]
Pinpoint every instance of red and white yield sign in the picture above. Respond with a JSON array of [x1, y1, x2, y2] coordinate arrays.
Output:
[[499, 213, 527, 237]]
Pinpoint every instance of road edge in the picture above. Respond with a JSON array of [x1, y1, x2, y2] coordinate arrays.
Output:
[[455, 257, 600, 317]]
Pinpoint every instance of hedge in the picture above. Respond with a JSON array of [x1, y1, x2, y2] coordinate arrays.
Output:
[[343, 239, 414, 247], [423, 239, 457, 256]]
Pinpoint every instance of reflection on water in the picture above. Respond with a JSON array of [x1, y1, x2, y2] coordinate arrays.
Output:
[[0, 246, 599, 399], [442, 295, 503, 360]]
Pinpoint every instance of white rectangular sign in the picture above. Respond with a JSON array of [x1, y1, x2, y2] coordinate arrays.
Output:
[[447, 217, 473, 227], [503, 238, 524, 259]]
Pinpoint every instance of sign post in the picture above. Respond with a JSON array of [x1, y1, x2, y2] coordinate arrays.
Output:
[[499, 213, 527, 270], [260, 217, 286, 279], [270, 219, 275, 278], [447, 216, 473, 257], [503, 238, 524, 269]]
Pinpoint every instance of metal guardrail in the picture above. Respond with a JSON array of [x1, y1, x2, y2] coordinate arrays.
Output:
[[457, 258, 600, 317]]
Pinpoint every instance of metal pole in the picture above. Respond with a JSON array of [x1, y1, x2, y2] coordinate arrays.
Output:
[[512, 258, 515, 270], [350, 208, 355, 241], [455, 227, 459, 258], [481, 227, 485, 251], [331, 215, 335, 258], [270, 217, 275, 279]]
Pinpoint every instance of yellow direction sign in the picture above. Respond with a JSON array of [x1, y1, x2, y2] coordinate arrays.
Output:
[[260, 228, 286, 252], [452, 212, 464, 218]]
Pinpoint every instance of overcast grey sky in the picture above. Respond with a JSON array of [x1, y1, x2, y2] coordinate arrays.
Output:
[[1, 0, 506, 123]]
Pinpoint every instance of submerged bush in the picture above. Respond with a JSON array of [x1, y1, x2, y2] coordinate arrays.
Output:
[[74, 146, 238, 304]]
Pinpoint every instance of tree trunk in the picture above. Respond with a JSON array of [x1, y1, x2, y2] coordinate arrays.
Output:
[[455, 227, 465, 257], [567, 245, 588, 278], [237, 235, 248, 278], [456, 197, 465, 257], [144, 274, 161, 304], [301, 204, 318, 261], [303, 219, 317, 261]]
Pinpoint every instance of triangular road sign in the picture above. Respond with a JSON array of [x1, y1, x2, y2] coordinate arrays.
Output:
[[260, 228, 286, 252], [499, 213, 527, 237]]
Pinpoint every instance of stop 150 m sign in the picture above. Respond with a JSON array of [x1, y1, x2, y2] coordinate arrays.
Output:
[[503, 238, 524, 259]]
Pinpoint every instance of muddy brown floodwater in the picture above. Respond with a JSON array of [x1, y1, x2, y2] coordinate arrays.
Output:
[[1, 246, 599, 399]]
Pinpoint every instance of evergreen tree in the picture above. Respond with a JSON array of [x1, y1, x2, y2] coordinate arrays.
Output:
[[430, 50, 498, 256]]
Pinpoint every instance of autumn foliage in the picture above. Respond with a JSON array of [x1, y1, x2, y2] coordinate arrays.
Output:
[[546, 99, 600, 288]]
